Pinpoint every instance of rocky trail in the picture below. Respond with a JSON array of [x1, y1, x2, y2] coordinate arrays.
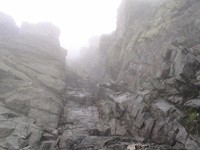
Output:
[[1, 0, 200, 149], [47, 87, 174, 150]]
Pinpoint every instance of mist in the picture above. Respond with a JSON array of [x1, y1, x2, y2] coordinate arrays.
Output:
[[0, 0, 121, 59], [0, 0, 164, 60], [0, 0, 198, 149]]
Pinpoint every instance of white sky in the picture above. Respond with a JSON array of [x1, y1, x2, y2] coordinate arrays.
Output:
[[0, 0, 121, 58]]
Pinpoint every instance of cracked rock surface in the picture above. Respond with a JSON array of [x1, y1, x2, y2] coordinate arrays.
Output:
[[1, 0, 200, 149]]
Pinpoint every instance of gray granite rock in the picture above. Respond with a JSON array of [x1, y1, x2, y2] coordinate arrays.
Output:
[[0, 12, 66, 149]]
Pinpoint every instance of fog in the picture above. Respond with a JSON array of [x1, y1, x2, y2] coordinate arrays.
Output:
[[0, 0, 121, 58], [0, 0, 164, 59]]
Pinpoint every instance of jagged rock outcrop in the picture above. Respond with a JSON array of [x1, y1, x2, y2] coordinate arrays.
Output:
[[1, 0, 200, 149], [54, 87, 171, 150], [97, 0, 200, 90], [0, 12, 67, 150], [70, 0, 200, 149], [96, 80, 200, 149]]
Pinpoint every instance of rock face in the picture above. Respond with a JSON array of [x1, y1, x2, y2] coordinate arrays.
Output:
[[54, 87, 172, 150], [97, 0, 200, 90], [96, 81, 200, 149], [1, 0, 200, 149], [68, 0, 200, 149], [91, 0, 200, 149], [0, 12, 67, 149]]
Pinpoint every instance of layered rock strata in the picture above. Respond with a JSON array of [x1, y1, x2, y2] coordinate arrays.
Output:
[[69, 0, 200, 149], [0, 12, 67, 150], [97, 0, 200, 90]]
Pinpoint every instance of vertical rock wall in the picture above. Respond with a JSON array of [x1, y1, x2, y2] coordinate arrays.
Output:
[[98, 0, 200, 90], [92, 0, 200, 149]]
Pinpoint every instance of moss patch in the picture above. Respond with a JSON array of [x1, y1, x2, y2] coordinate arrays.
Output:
[[181, 108, 200, 135]]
